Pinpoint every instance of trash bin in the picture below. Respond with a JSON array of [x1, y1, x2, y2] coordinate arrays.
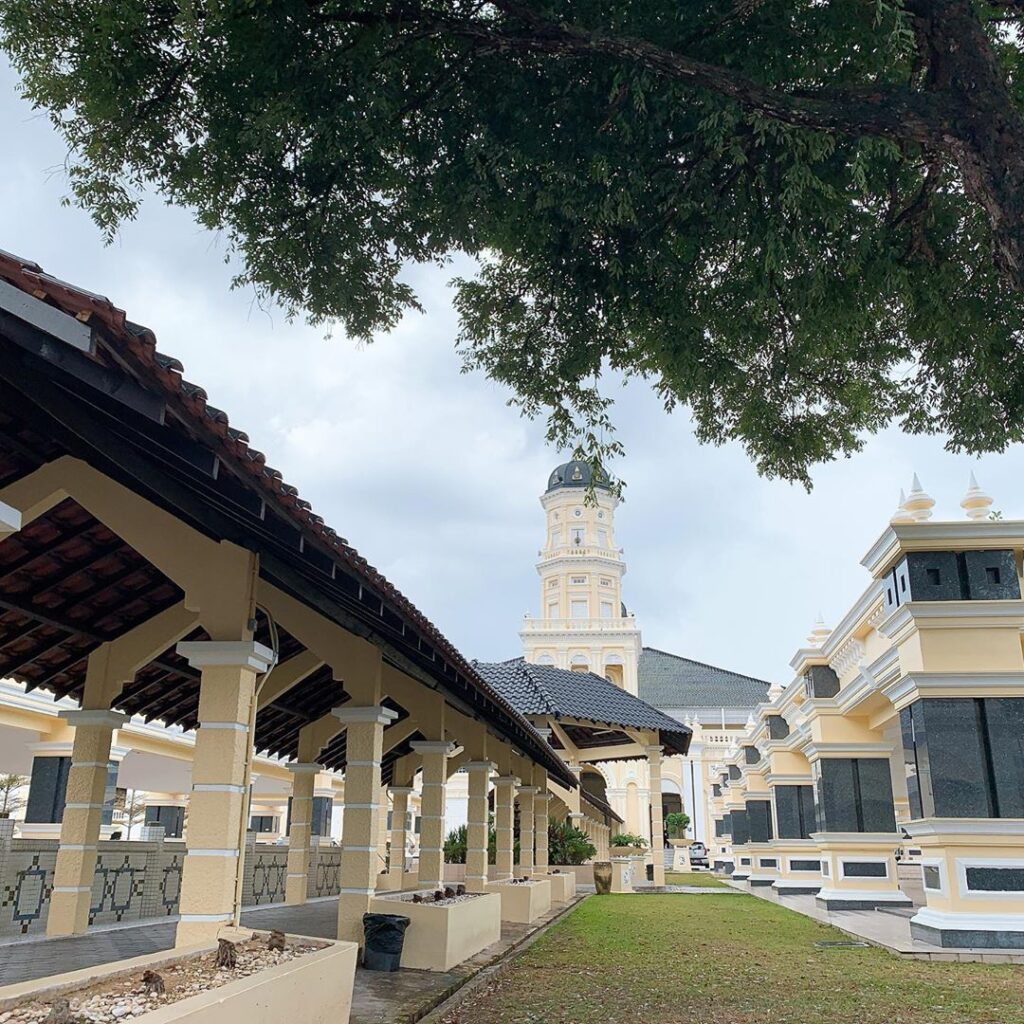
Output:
[[362, 912, 411, 971], [646, 864, 655, 881]]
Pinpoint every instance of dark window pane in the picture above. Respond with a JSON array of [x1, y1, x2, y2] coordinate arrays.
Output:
[[923, 865, 941, 889], [311, 796, 332, 836], [791, 860, 821, 872], [855, 759, 897, 833], [983, 698, 1024, 818], [798, 785, 817, 838], [25, 756, 71, 824]]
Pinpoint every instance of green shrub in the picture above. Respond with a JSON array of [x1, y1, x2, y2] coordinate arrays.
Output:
[[548, 821, 597, 865], [665, 812, 691, 838], [611, 832, 648, 848]]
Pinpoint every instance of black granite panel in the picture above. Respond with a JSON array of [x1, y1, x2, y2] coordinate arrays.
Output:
[[898, 551, 963, 602], [791, 859, 821, 872], [962, 549, 1021, 600], [728, 765, 741, 781], [817, 759, 859, 832], [740, 857, 751, 866], [759, 858, 778, 869], [712, 784, 722, 798], [102, 762, 119, 827], [146, 804, 185, 838], [767, 716, 790, 740], [804, 665, 840, 699], [774, 785, 815, 839], [311, 795, 332, 836], [843, 860, 887, 878], [730, 809, 749, 846], [856, 758, 898, 833], [24, 755, 71, 824], [721, 812, 732, 835], [984, 698, 1024, 817], [965, 867, 1024, 892], [714, 818, 726, 837], [900, 705, 925, 819], [746, 799, 773, 843], [922, 699, 992, 817], [912, 922, 1024, 949], [923, 865, 941, 890], [743, 745, 761, 765]]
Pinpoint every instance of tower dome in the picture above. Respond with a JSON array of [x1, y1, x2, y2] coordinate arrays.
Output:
[[546, 460, 611, 492]]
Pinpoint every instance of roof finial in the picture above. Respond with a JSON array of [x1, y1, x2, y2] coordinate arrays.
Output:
[[903, 473, 935, 521], [960, 471, 994, 521], [767, 681, 784, 700], [890, 488, 914, 524], [807, 613, 831, 647]]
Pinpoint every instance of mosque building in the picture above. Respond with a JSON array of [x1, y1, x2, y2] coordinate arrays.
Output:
[[484, 460, 772, 846]]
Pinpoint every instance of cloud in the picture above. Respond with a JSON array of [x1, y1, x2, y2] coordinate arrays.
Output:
[[2, 60, 1020, 688]]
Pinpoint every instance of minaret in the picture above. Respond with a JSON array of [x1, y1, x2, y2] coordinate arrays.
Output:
[[520, 461, 643, 693]]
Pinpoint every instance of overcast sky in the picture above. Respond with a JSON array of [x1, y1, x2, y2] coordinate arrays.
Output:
[[3, 60, 1020, 686]]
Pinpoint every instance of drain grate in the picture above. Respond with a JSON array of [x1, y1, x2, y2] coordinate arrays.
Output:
[[815, 940, 871, 949]]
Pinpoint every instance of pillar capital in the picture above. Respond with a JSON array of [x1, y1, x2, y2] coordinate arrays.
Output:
[[287, 762, 321, 775], [388, 785, 416, 797], [645, 744, 664, 761], [58, 709, 130, 729], [176, 640, 274, 672], [493, 775, 520, 788], [409, 740, 456, 756], [517, 785, 540, 796], [463, 760, 496, 773], [332, 705, 399, 726]]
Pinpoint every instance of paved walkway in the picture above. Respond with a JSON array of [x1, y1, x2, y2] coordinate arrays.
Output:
[[0, 896, 586, 1023], [730, 880, 1024, 964]]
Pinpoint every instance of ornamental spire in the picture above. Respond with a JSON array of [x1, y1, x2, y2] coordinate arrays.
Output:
[[960, 472, 994, 521], [890, 488, 914, 524], [903, 473, 935, 521]]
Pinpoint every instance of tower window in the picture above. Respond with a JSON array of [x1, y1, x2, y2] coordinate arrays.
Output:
[[600, 577, 612, 587], [570, 576, 587, 585], [600, 601, 614, 619], [571, 527, 584, 545], [570, 600, 588, 619], [548, 578, 558, 588], [597, 529, 608, 547]]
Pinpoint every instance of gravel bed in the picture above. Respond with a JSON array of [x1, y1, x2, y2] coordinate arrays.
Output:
[[0, 936, 325, 1024]]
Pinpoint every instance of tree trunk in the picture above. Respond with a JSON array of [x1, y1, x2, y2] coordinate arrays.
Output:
[[911, 0, 1024, 285]]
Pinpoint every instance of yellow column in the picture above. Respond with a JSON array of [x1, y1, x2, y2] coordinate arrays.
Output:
[[464, 761, 494, 892], [534, 784, 550, 875], [174, 640, 273, 947], [336, 705, 398, 944], [493, 775, 518, 880], [411, 741, 451, 890], [647, 745, 666, 886], [285, 763, 318, 905], [47, 709, 127, 936], [518, 786, 537, 875], [389, 786, 414, 875]]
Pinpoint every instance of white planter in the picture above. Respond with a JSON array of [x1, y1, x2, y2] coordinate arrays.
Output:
[[0, 933, 357, 1024]]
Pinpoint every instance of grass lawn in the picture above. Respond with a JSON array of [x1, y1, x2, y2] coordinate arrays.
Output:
[[664, 870, 726, 888], [441, 891, 1024, 1024]]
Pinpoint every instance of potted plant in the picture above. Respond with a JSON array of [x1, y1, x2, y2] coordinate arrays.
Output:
[[610, 832, 648, 853], [547, 821, 596, 866], [665, 812, 691, 846]]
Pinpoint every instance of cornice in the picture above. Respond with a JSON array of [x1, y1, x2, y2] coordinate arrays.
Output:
[[879, 600, 1024, 641], [862, 520, 1024, 578]]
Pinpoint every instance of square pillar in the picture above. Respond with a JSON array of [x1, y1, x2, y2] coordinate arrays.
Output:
[[47, 710, 128, 936], [388, 786, 414, 875], [336, 705, 398, 944], [173, 640, 273, 948], [518, 786, 537, 875], [410, 740, 452, 890], [647, 745, 665, 885], [464, 761, 494, 892], [285, 763, 319, 905], [534, 786, 550, 875], [493, 775, 518, 881]]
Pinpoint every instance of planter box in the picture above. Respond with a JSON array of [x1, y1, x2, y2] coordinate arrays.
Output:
[[488, 879, 552, 923], [542, 872, 576, 903], [548, 864, 595, 887], [376, 869, 404, 892], [368, 892, 501, 972], [0, 932, 357, 1024]]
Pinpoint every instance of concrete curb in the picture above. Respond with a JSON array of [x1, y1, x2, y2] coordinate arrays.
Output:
[[411, 895, 589, 1024]]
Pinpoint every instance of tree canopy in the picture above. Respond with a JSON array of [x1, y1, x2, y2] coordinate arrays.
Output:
[[3, 0, 1024, 483]]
